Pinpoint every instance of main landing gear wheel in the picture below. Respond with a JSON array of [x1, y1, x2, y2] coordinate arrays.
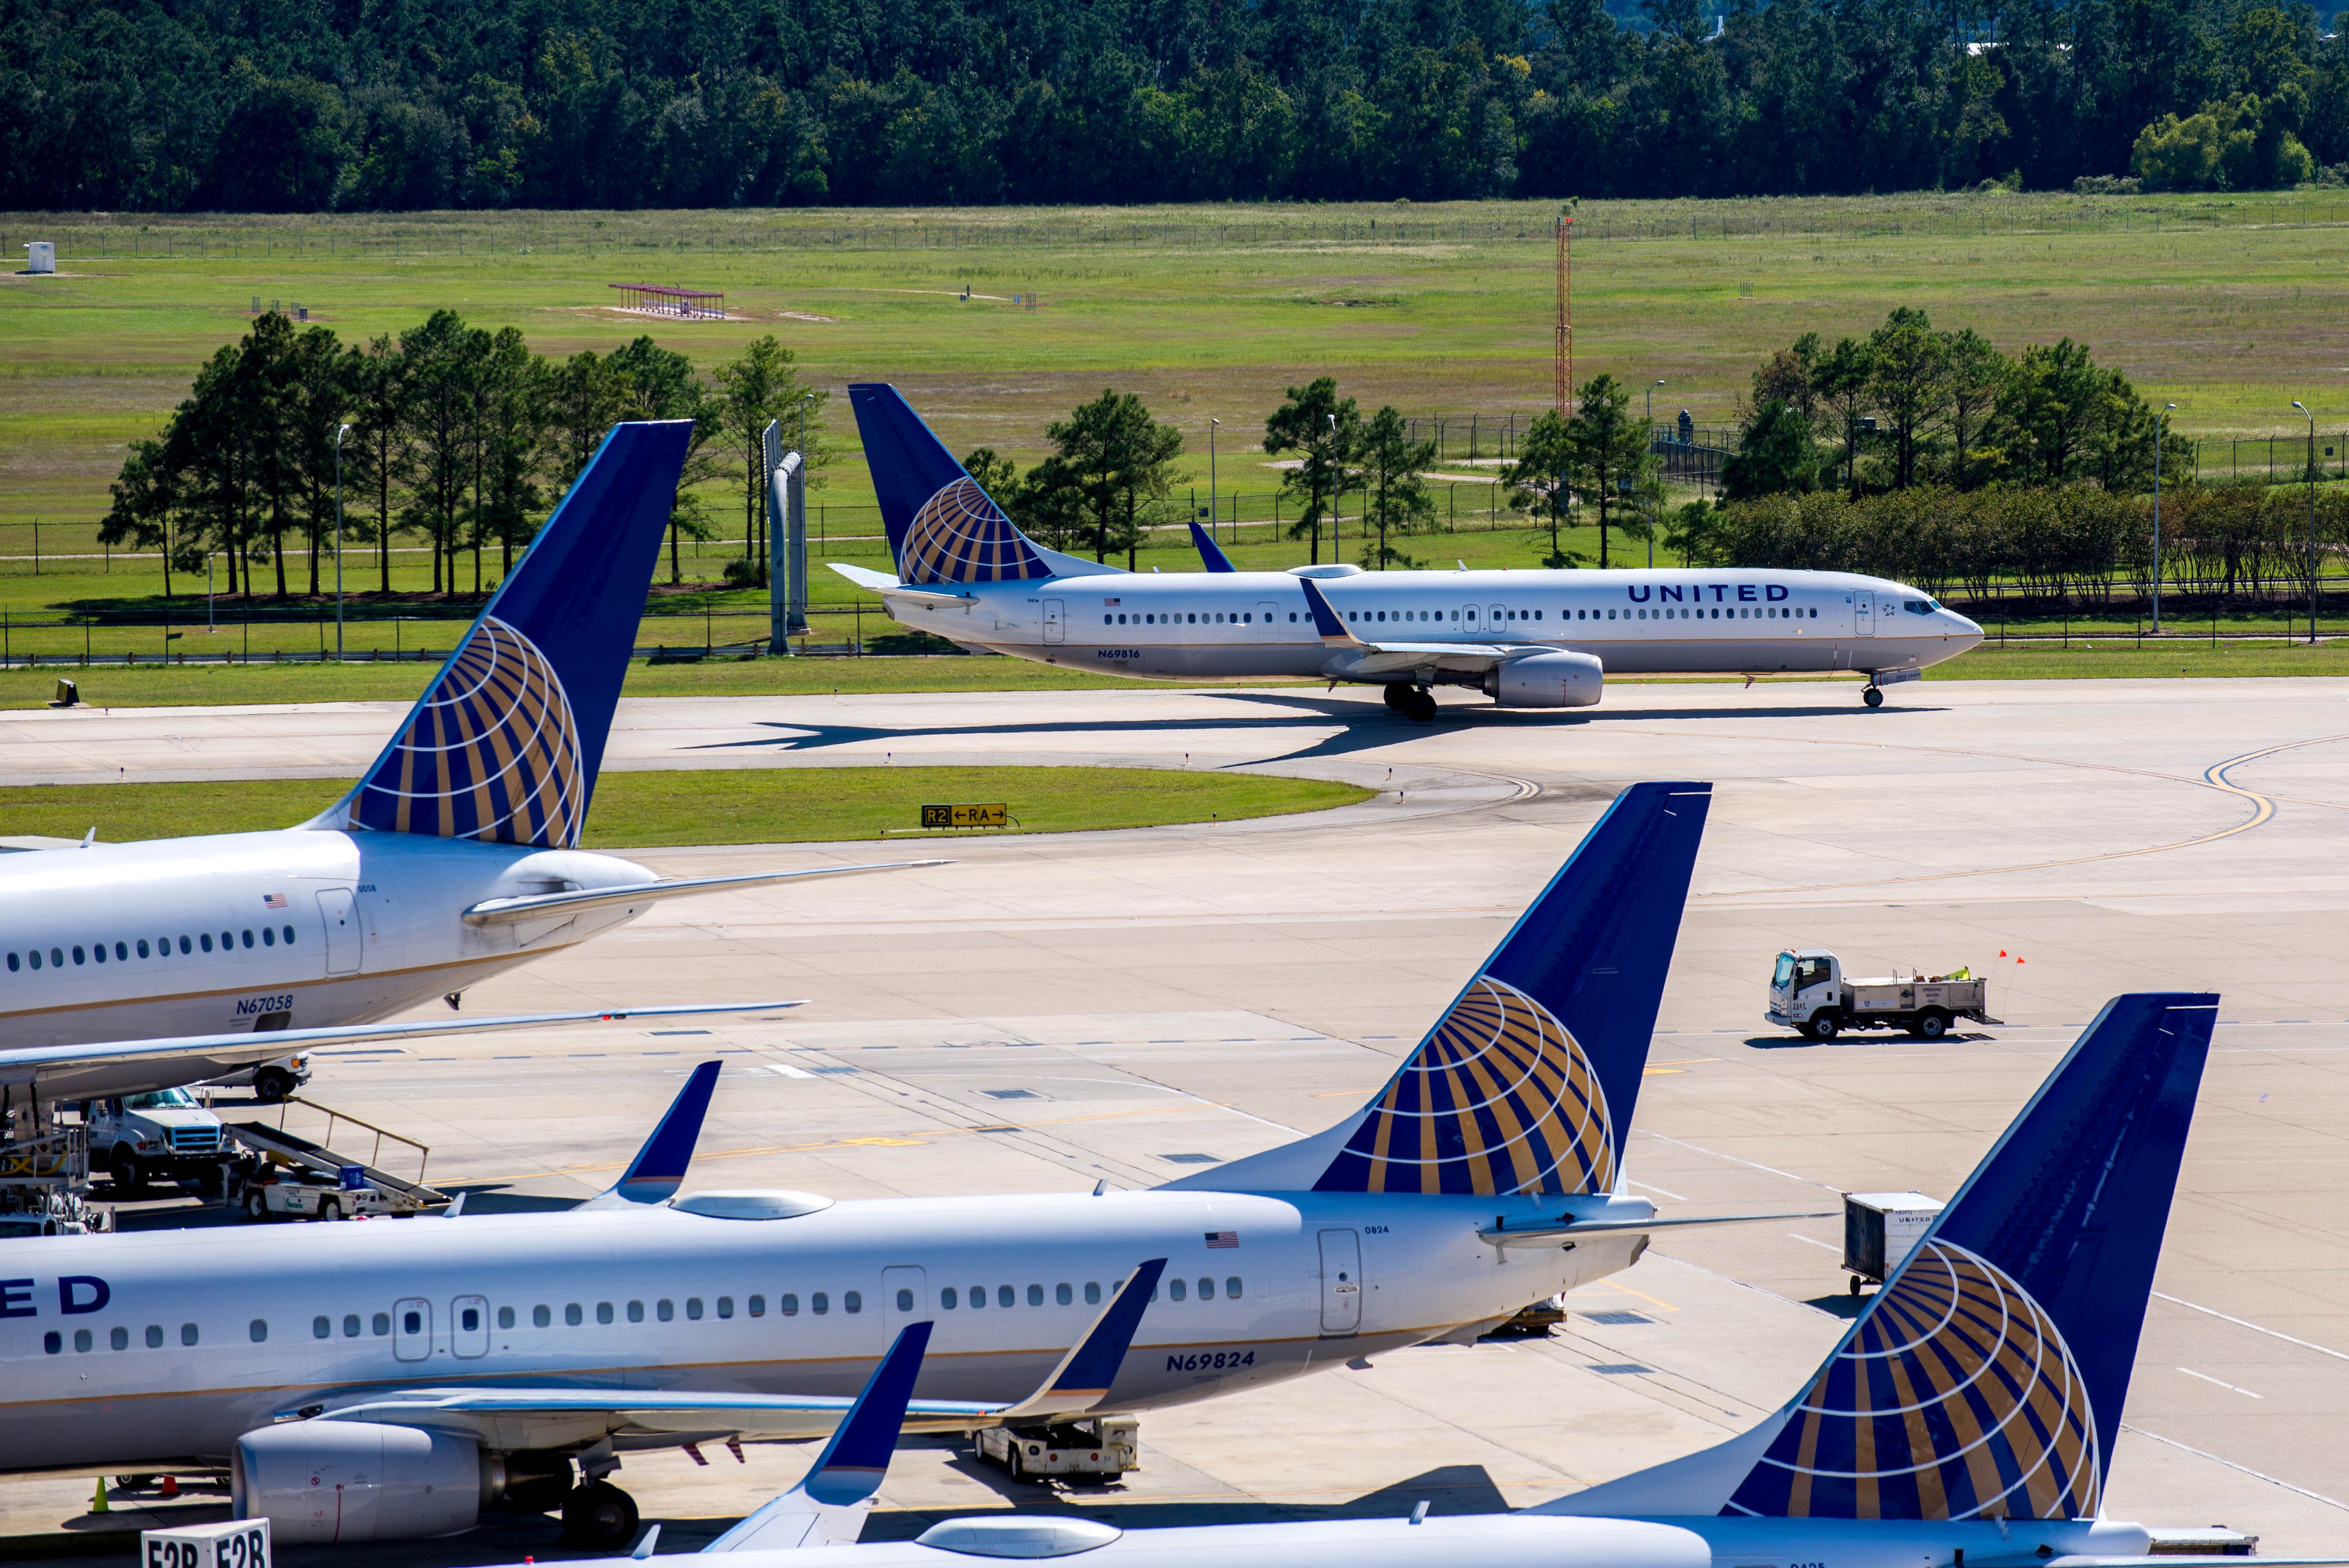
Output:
[[1862, 685, 1884, 708], [562, 1481, 640, 1548], [1401, 687, 1437, 722], [1382, 684, 1409, 712]]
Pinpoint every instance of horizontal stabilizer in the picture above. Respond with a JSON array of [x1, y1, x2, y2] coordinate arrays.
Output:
[[463, 862, 945, 927], [1480, 1209, 1835, 1245], [0, 999, 800, 1107]]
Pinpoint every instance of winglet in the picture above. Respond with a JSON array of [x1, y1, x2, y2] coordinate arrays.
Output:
[[998, 1258, 1166, 1419], [582, 1061, 720, 1209], [702, 1322, 935, 1552], [1296, 576, 1362, 647], [1189, 521, 1237, 573]]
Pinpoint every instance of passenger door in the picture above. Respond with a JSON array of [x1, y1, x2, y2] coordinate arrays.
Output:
[[1318, 1229, 1364, 1336], [1255, 602, 1282, 634], [881, 1267, 926, 1347], [392, 1297, 432, 1363], [1852, 588, 1874, 637], [1488, 603, 1508, 636], [1042, 599, 1065, 645], [451, 1295, 489, 1359], [316, 889, 361, 975], [1460, 605, 1480, 633]]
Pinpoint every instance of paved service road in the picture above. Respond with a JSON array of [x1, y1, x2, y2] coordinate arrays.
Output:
[[5, 676, 2349, 1563]]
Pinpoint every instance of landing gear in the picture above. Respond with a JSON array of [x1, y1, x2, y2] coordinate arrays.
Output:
[[1383, 685, 1436, 722], [1862, 685, 1884, 708], [562, 1480, 640, 1548]]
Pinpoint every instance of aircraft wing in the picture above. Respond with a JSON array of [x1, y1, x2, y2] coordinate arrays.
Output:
[[0, 1000, 800, 1105], [287, 1260, 1169, 1452], [1294, 577, 1535, 677], [462, 862, 946, 928]]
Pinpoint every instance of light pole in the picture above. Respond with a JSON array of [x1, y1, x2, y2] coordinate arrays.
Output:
[[1648, 379, 1664, 423], [333, 423, 351, 661], [2294, 401, 2318, 644], [2152, 403, 2174, 634], [1326, 413, 1338, 564], [1209, 418, 1219, 544]]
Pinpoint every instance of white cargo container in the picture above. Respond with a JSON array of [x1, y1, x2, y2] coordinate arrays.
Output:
[[1842, 1191, 1945, 1294]]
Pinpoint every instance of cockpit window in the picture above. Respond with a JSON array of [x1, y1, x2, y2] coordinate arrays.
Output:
[[1904, 599, 1938, 614]]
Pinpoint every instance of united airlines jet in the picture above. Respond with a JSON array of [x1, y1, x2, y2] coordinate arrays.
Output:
[[0, 422, 920, 1099], [528, 992, 2249, 1568], [0, 783, 1797, 1547], [835, 385, 1982, 718]]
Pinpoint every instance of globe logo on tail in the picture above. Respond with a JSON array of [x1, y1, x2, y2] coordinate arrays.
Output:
[[900, 477, 1046, 585], [1316, 975, 1614, 1196], [1727, 1239, 2099, 1521], [349, 616, 587, 848]]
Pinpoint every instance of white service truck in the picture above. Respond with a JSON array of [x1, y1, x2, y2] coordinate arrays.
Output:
[[1768, 950, 1996, 1041], [83, 1090, 231, 1193], [974, 1418, 1139, 1482]]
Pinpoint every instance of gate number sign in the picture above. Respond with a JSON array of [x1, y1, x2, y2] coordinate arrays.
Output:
[[144, 1520, 270, 1568], [922, 804, 1008, 829]]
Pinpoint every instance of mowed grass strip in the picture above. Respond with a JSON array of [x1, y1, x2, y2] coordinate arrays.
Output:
[[0, 766, 1370, 847], [1926, 639, 2349, 679]]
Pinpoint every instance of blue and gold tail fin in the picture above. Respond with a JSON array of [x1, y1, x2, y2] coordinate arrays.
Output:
[[319, 421, 691, 848], [849, 384, 1058, 587], [1167, 782, 1710, 1196], [1543, 992, 2217, 1522]]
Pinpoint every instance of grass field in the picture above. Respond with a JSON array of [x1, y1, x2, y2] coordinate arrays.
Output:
[[0, 765, 1370, 844], [6, 191, 2349, 627]]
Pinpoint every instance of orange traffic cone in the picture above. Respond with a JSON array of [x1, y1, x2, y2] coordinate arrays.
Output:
[[159, 1476, 178, 1500]]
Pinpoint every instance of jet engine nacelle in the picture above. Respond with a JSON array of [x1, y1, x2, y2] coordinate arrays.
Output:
[[234, 1420, 496, 1543], [1483, 650, 1603, 708]]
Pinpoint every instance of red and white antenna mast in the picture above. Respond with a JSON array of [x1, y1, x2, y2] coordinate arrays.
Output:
[[1554, 209, 1575, 418]]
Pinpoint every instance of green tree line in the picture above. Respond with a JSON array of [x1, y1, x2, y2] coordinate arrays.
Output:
[[1679, 479, 2347, 604], [101, 312, 824, 599], [8, 0, 2348, 209], [1719, 311, 2192, 500]]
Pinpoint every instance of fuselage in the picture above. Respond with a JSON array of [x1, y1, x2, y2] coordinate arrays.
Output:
[[0, 1186, 1643, 1471], [603, 1510, 2159, 1568], [0, 829, 658, 1053], [879, 567, 1982, 683]]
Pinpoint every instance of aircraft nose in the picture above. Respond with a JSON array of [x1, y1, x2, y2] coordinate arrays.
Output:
[[1946, 609, 1984, 648]]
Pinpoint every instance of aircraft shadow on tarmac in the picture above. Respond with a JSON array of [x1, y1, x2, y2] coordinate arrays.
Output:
[[878, 1449, 1515, 1530], [693, 691, 1935, 768]]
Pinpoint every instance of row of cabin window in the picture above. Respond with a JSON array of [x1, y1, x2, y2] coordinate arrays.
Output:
[[1098, 606, 1826, 631], [9, 925, 299, 973], [1106, 612, 1267, 625], [45, 1322, 204, 1353]]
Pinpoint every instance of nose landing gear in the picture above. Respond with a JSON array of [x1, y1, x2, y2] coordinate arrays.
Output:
[[1862, 684, 1884, 708]]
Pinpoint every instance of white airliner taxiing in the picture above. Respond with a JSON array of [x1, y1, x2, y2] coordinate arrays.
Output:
[[836, 385, 1983, 718], [528, 992, 2257, 1568], [0, 782, 1813, 1546], [0, 420, 924, 1101]]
